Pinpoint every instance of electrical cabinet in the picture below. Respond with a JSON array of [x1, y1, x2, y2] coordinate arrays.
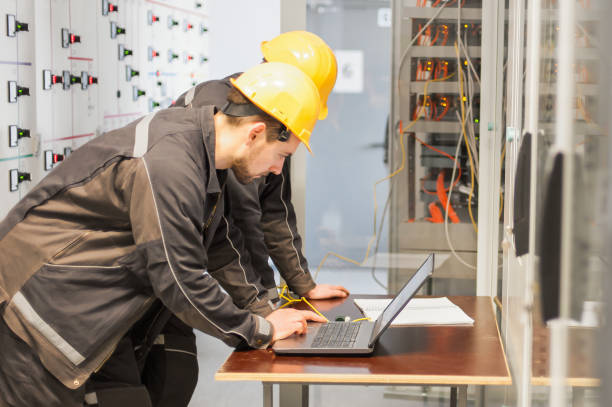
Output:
[[0, 0, 210, 219], [389, 0, 506, 294]]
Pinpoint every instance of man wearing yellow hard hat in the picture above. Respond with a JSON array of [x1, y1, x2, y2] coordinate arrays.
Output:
[[136, 30, 347, 407], [42, 31, 347, 406], [0, 55, 331, 406]]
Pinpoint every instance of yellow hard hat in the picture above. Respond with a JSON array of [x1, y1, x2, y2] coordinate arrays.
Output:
[[230, 62, 321, 152], [261, 31, 337, 120]]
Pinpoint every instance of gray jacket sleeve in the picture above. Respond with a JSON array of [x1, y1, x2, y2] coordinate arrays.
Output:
[[130, 138, 273, 348], [259, 159, 316, 296]]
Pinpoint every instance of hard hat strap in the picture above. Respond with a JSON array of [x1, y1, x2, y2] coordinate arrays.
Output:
[[221, 101, 266, 117], [222, 101, 290, 143]]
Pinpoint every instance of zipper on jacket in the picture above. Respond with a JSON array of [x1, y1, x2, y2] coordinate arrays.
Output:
[[204, 190, 223, 231]]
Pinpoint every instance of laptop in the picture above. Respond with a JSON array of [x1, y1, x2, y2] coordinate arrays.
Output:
[[272, 253, 435, 355]]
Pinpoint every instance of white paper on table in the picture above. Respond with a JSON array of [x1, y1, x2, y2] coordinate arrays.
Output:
[[353, 297, 474, 326]]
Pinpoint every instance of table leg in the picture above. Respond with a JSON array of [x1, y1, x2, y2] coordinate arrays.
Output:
[[263, 383, 273, 407], [458, 386, 468, 407], [279, 383, 309, 407], [572, 387, 586, 407], [450, 386, 468, 407]]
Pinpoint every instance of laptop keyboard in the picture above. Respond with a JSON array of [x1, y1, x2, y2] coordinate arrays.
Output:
[[311, 321, 362, 348]]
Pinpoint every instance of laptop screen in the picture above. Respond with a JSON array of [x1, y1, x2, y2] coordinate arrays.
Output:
[[368, 254, 434, 347]]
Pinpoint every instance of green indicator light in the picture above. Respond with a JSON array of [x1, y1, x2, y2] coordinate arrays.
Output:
[[475, 118, 479, 123], [17, 25, 22, 29], [18, 89, 22, 93], [19, 175, 24, 181], [18, 132, 23, 136]]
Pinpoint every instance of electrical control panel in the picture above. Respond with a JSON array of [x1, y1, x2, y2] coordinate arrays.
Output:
[[0, 0, 210, 219]]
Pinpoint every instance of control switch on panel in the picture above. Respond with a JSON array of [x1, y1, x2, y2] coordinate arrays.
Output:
[[110, 21, 126, 39], [102, 0, 118, 16], [9, 170, 30, 192], [133, 86, 146, 101], [149, 99, 161, 112], [168, 16, 179, 29], [126, 66, 140, 81], [168, 50, 179, 63], [8, 81, 29, 103], [148, 47, 160, 61], [44, 151, 65, 171], [43, 70, 71, 91], [61, 28, 81, 48], [147, 11, 160, 25], [69, 72, 97, 90], [6, 15, 28, 37], [118, 44, 133, 60], [8, 125, 30, 147]]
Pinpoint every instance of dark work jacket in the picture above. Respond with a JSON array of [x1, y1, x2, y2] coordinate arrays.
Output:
[[176, 77, 316, 309], [0, 106, 272, 390]]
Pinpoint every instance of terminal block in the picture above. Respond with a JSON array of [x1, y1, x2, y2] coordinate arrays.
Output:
[[110, 21, 126, 39], [9, 170, 30, 192], [126, 66, 140, 81], [8, 125, 30, 147], [133, 86, 146, 101], [8, 81, 29, 103], [43, 70, 70, 90], [102, 0, 119, 16], [61, 28, 81, 48], [6, 15, 28, 37], [44, 150, 65, 171], [118, 44, 133, 60], [148, 47, 160, 61]]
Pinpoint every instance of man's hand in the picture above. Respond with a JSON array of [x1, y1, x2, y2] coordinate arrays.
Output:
[[265, 308, 327, 342], [305, 284, 349, 300]]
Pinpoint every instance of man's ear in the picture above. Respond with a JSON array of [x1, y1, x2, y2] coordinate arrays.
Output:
[[246, 122, 267, 145]]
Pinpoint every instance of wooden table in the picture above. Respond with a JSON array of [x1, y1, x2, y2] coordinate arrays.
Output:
[[216, 296, 511, 407]]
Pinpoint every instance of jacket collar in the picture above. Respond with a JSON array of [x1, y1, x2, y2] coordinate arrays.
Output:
[[199, 106, 223, 194]]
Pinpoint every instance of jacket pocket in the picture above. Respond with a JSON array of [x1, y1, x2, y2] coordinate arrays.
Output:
[[18, 263, 150, 364]]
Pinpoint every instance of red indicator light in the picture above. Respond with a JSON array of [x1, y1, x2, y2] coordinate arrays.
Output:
[[153, 51, 158, 57], [89, 76, 93, 85], [109, 4, 115, 11], [171, 100, 176, 105], [70, 34, 75, 43], [52, 76, 57, 84], [156, 70, 161, 77], [187, 24, 193, 29], [187, 55, 193, 60]]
